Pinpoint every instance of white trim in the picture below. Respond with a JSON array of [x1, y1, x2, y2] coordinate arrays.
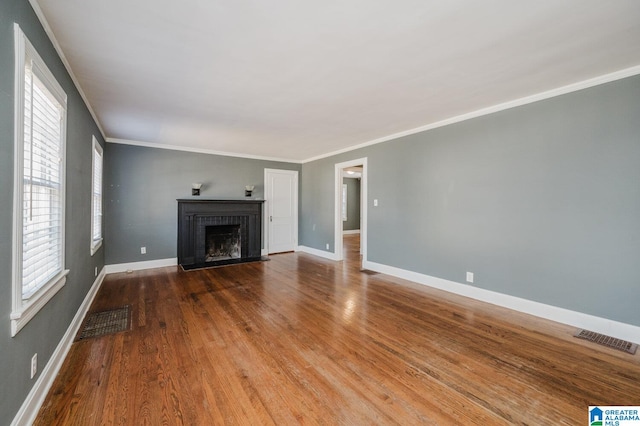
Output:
[[343, 229, 361, 235], [107, 138, 301, 164], [11, 271, 69, 337], [296, 246, 340, 261], [11, 267, 105, 426], [90, 239, 103, 257], [334, 158, 368, 263], [302, 65, 640, 164], [362, 260, 640, 344], [27, 0, 107, 140], [105, 258, 177, 274], [12, 24, 26, 331], [90, 136, 103, 256], [263, 168, 270, 255]]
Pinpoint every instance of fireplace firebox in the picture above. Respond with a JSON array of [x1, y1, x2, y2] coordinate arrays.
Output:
[[205, 225, 241, 261], [177, 199, 264, 269]]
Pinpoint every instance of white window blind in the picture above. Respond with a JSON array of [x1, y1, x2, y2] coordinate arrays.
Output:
[[91, 137, 103, 252], [21, 60, 65, 299]]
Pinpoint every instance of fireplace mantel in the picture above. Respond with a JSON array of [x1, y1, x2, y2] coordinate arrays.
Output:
[[177, 199, 265, 269]]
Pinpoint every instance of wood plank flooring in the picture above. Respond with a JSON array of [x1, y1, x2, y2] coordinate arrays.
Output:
[[36, 235, 640, 425]]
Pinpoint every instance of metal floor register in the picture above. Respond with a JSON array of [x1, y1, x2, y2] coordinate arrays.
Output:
[[77, 305, 131, 340]]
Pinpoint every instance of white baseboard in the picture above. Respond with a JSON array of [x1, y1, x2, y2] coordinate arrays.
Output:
[[342, 229, 361, 235], [104, 257, 177, 274], [362, 260, 640, 344], [296, 245, 340, 261], [11, 268, 106, 426]]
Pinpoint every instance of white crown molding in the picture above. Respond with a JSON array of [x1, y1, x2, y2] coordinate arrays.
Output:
[[28, 0, 107, 141], [106, 138, 302, 164], [302, 65, 640, 163], [11, 267, 105, 426], [362, 259, 640, 345]]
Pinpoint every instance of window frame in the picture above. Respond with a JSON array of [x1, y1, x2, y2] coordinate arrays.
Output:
[[11, 24, 69, 337], [342, 183, 348, 222], [90, 136, 103, 255]]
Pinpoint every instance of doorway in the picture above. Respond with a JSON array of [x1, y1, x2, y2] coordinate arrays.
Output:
[[334, 158, 367, 265]]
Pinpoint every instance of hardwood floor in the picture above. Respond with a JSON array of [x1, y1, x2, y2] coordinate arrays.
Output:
[[36, 235, 640, 425]]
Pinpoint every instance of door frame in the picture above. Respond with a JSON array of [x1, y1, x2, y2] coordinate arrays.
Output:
[[264, 168, 299, 255], [334, 157, 367, 262]]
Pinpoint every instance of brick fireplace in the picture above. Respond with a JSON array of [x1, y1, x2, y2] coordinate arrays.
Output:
[[177, 199, 264, 269]]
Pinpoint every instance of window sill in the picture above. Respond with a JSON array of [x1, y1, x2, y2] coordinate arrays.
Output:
[[11, 269, 69, 337], [90, 239, 103, 256]]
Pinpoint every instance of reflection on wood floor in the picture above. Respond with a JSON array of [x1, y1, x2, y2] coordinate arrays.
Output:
[[36, 234, 640, 424]]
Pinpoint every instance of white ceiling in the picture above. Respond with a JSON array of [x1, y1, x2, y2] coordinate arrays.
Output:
[[32, 0, 640, 162]]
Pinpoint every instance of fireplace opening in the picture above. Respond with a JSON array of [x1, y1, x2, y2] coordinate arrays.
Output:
[[205, 225, 241, 262]]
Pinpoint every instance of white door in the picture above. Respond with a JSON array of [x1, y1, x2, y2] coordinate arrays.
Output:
[[265, 169, 298, 254]]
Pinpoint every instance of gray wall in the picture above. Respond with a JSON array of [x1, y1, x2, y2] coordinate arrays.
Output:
[[342, 177, 361, 231], [301, 75, 640, 327], [300, 158, 337, 252], [104, 143, 301, 264], [0, 1, 105, 423]]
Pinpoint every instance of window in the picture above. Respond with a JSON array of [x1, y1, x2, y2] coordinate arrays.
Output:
[[91, 136, 103, 255], [342, 184, 348, 222], [11, 24, 68, 336]]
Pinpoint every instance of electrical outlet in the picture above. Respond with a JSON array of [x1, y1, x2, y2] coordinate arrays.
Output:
[[140, 246, 146, 254], [94, 266, 98, 277], [326, 243, 330, 250], [31, 353, 37, 379], [466, 272, 474, 283], [374, 199, 378, 206]]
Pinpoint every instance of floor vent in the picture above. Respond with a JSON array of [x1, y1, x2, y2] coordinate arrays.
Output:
[[574, 329, 637, 355], [77, 305, 131, 340]]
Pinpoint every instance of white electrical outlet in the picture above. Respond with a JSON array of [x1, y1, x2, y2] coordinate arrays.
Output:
[[94, 266, 98, 277], [31, 353, 37, 379], [141, 246, 146, 254], [374, 199, 378, 206], [326, 243, 330, 250], [466, 272, 474, 283]]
